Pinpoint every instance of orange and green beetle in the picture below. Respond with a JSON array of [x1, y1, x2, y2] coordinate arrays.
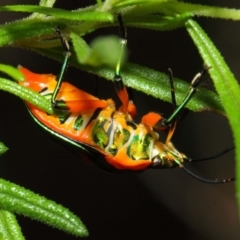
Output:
[[18, 65, 187, 172], [17, 16, 234, 183]]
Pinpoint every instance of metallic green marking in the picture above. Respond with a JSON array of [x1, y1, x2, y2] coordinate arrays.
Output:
[[127, 133, 153, 160], [92, 118, 109, 149], [58, 112, 71, 124], [109, 128, 130, 155], [74, 115, 84, 131], [54, 99, 69, 110]]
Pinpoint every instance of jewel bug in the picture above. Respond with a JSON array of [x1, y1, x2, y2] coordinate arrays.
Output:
[[18, 15, 234, 183]]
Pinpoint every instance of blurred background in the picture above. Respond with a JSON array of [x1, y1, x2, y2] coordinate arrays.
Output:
[[0, 0, 239, 239]]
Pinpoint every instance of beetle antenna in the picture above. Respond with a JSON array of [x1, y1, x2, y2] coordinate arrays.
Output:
[[181, 164, 235, 183], [190, 146, 234, 162]]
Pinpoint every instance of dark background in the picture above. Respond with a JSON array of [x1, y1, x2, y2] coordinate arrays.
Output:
[[0, 0, 239, 239]]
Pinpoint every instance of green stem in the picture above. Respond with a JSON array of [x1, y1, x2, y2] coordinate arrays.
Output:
[[186, 19, 240, 215], [0, 210, 25, 240]]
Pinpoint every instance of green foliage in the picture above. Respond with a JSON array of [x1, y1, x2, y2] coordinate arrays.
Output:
[[0, 179, 88, 237], [0, 143, 8, 156], [0, 0, 240, 238], [0, 210, 25, 240]]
